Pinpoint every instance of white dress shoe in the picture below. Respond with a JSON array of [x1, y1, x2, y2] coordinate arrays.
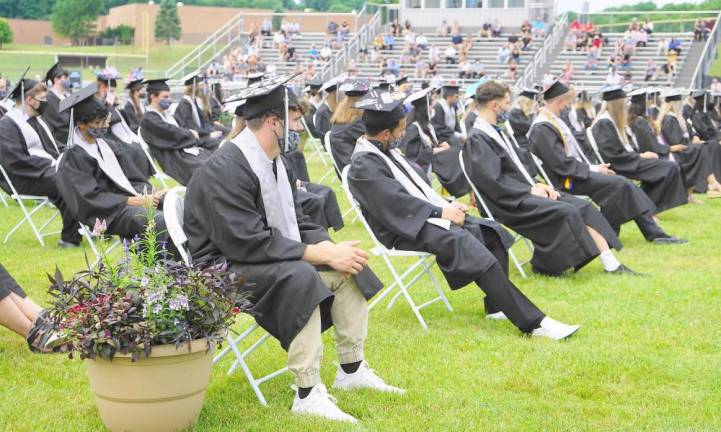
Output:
[[333, 361, 406, 394], [291, 383, 358, 423], [486, 311, 508, 320], [531, 317, 580, 341]]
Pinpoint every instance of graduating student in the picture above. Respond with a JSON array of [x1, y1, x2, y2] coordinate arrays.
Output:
[[184, 75, 397, 424], [505, 87, 538, 176], [301, 77, 323, 139], [173, 73, 223, 149], [641, 89, 721, 198], [42, 63, 72, 146], [529, 81, 686, 244], [464, 81, 634, 276], [140, 78, 213, 185], [430, 83, 466, 147], [314, 77, 341, 145], [690, 90, 721, 143], [590, 86, 688, 213], [348, 88, 580, 339], [120, 76, 145, 133], [95, 68, 155, 179], [560, 89, 598, 164], [55, 83, 170, 243], [0, 76, 81, 247], [328, 79, 369, 173]]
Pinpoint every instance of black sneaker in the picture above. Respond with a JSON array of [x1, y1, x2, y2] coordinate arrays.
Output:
[[605, 263, 648, 276], [652, 236, 689, 245], [58, 240, 81, 249]]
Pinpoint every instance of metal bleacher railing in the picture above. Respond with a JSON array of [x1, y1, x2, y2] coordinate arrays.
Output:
[[691, 10, 721, 89], [517, 11, 568, 89]]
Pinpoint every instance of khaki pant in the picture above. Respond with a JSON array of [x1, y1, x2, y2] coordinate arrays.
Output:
[[287, 270, 368, 388]]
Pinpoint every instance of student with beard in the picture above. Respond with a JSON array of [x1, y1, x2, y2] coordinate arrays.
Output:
[[530, 82, 687, 244], [0, 75, 81, 247], [184, 75, 396, 424], [348, 87, 580, 339], [464, 80, 636, 276], [590, 86, 688, 214]]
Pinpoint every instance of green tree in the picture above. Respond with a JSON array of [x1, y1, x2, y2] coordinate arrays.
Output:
[[51, 0, 103, 44], [154, 0, 181, 45], [0, 18, 12, 49]]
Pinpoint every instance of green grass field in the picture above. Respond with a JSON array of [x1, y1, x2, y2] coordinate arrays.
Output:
[[0, 44, 195, 82], [1, 147, 720, 431]]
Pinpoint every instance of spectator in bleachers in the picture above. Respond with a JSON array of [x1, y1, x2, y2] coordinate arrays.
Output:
[[565, 32, 577, 52], [340, 21, 351, 40], [657, 36, 668, 56], [383, 33, 395, 50], [521, 30, 533, 51], [622, 31, 636, 56], [711, 78, 721, 93], [451, 20, 461, 36], [459, 57, 472, 79], [492, 19, 502, 37], [521, 20, 531, 34], [327, 20, 338, 36], [320, 44, 333, 63], [695, 18, 705, 42], [643, 18, 654, 35], [560, 60, 573, 85], [388, 58, 401, 76], [668, 37, 682, 55], [261, 18, 272, 36], [308, 44, 320, 61], [507, 59, 518, 81], [404, 30, 416, 48], [390, 18, 401, 36], [585, 46, 599, 70], [428, 45, 441, 64], [290, 21, 301, 36], [416, 33, 428, 50], [427, 61, 438, 77], [636, 27, 648, 47], [401, 45, 417, 64], [511, 44, 521, 64], [644, 59, 657, 82], [415, 58, 428, 79], [371, 46, 381, 64], [404, 19, 413, 33], [445, 45, 458, 64], [592, 34, 603, 50], [532, 19, 545, 38], [620, 55, 632, 82], [497, 44, 511, 64], [451, 30, 463, 48], [480, 22, 492, 39], [436, 19, 450, 37], [606, 67, 623, 86]]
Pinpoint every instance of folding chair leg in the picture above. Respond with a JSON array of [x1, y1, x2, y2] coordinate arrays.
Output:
[[382, 255, 429, 331], [4, 199, 50, 246], [423, 259, 453, 312], [509, 249, 528, 278], [0, 193, 7, 207]]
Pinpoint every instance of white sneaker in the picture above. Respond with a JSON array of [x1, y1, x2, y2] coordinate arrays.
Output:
[[290, 383, 358, 423], [531, 317, 580, 341], [332, 361, 406, 394], [486, 311, 508, 320]]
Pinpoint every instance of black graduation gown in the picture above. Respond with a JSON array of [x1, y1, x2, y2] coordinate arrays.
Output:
[[184, 143, 382, 350], [329, 120, 365, 173], [0, 115, 80, 243], [173, 98, 222, 150], [464, 111, 477, 136], [464, 127, 621, 275], [314, 103, 333, 145], [55, 139, 166, 241], [348, 149, 513, 289], [560, 107, 598, 164], [42, 90, 70, 146], [692, 110, 721, 142], [120, 100, 142, 133], [400, 121, 434, 175], [506, 109, 537, 177], [660, 114, 720, 192], [682, 104, 694, 123], [108, 106, 154, 180], [630, 117, 669, 157], [140, 111, 212, 186], [529, 122, 656, 230], [304, 102, 321, 139], [431, 101, 461, 144], [300, 182, 344, 231], [0, 105, 6, 119], [592, 118, 687, 212]]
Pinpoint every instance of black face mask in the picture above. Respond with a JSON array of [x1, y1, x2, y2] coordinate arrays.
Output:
[[139, 92, 147, 99], [34, 100, 48, 116], [88, 127, 109, 139]]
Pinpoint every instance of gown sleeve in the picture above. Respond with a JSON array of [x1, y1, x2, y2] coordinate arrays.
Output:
[[141, 112, 199, 150], [529, 123, 590, 180], [0, 118, 55, 179]]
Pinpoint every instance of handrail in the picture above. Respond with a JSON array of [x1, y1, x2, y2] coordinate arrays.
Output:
[[517, 11, 568, 89], [165, 12, 245, 78], [319, 9, 382, 82], [690, 10, 721, 89]]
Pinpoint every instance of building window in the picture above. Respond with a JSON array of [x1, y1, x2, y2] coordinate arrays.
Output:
[[425, 0, 441, 7], [447, 0, 462, 7], [488, 0, 504, 7], [406, 0, 422, 8], [507, 0, 524, 7], [465, 0, 482, 7]]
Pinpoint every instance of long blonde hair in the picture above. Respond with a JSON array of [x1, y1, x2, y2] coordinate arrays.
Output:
[[226, 115, 247, 140], [462, 99, 479, 124], [184, 84, 211, 119], [602, 98, 629, 145], [330, 95, 363, 124], [574, 91, 595, 119], [655, 100, 686, 134], [516, 96, 536, 117], [325, 91, 339, 113]]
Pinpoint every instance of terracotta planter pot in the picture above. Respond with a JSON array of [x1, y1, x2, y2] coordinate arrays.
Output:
[[84, 338, 214, 432]]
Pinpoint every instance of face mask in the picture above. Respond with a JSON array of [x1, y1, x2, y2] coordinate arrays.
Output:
[[0, 91, 7, 99], [139, 92, 147, 99], [272, 119, 286, 151], [33, 100, 48, 116], [496, 108, 509, 124], [158, 99, 172, 110], [61, 80, 71, 90], [287, 130, 300, 150], [88, 127, 108, 139]]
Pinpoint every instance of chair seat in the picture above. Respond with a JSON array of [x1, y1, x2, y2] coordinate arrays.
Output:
[[371, 246, 432, 257]]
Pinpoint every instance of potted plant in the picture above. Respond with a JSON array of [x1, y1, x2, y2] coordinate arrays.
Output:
[[47, 215, 251, 432]]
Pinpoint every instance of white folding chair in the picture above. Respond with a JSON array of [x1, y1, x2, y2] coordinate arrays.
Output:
[[0, 190, 8, 207], [0, 162, 60, 246], [316, 130, 339, 184], [458, 150, 532, 278], [162, 187, 287, 406], [136, 127, 172, 188], [78, 223, 121, 269], [300, 116, 331, 166], [340, 166, 452, 331]]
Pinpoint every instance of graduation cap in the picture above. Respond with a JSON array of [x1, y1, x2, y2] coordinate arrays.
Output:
[[321, 76, 342, 93], [303, 77, 323, 93], [181, 71, 204, 87], [339, 79, 370, 97], [125, 79, 145, 91], [442, 80, 460, 97], [404, 87, 432, 107], [45, 62, 69, 85], [223, 99, 246, 117], [519, 87, 539, 100], [247, 72, 265, 85], [542, 79, 569, 100], [355, 89, 407, 131], [395, 76, 409, 86], [663, 88, 685, 102], [143, 78, 170, 94], [628, 88, 647, 104], [600, 86, 626, 102], [58, 82, 103, 149], [7, 67, 35, 102], [691, 89, 706, 100], [96, 67, 121, 88]]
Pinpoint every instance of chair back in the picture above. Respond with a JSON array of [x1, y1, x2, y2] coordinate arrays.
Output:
[[163, 186, 191, 266]]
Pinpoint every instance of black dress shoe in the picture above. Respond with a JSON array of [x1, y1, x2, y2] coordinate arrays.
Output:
[[652, 236, 689, 245], [605, 264, 648, 276], [530, 265, 564, 277], [58, 240, 81, 249]]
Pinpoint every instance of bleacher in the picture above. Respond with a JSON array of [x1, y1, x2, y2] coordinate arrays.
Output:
[[352, 32, 545, 87], [545, 32, 693, 92]]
